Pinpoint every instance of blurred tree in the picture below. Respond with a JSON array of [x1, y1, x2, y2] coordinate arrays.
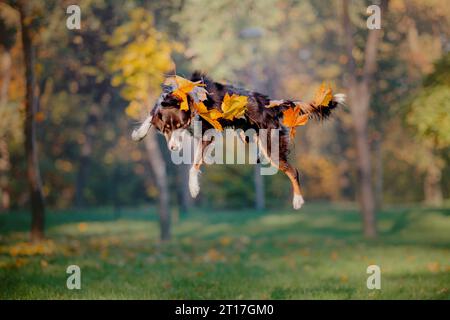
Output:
[[16, 0, 46, 241], [406, 53, 450, 206], [1, 0, 448, 219], [0, 12, 17, 212], [107, 8, 181, 240], [341, 0, 388, 238]]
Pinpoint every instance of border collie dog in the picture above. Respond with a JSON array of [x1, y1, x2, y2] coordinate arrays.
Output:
[[132, 72, 345, 210]]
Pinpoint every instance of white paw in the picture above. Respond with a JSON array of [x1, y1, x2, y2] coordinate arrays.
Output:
[[189, 168, 200, 198], [293, 194, 305, 210], [131, 116, 152, 141]]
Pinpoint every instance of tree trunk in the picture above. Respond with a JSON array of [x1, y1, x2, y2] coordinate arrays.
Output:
[[353, 115, 376, 238], [374, 133, 383, 211], [75, 112, 97, 208], [348, 83, 377, 238], [176, 164, 191, 214], [19, 4, 45, 242], [0, 50, 11, 106], [0, 139, 10, 212], [144, 130, 170, 241], [254, 164, 265, 210], [0, 51, 12, 212], [424, 165, 443, 206], [342, 0, 387, 238]]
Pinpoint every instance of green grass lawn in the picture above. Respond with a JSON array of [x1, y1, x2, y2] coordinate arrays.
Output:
[[0, 204, 449, 299]]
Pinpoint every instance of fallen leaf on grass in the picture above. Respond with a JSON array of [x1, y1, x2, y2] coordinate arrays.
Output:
[[203, 248, 225, 263], [219, 236, 232, 247], [15, 258, 28, 268], [7, 240, 55, 257], [340, 274, 349, 283], [78, 222, 88, 233], [330, 251, 339, 261], [299, 248, 310, 257], [427, 262, 441, 273], [40, 259, 49, 268]]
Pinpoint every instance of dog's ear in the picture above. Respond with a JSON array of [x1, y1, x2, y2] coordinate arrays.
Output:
[[150, 109, 164, 130]]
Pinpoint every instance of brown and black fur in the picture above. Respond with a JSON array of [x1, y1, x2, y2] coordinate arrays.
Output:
[[139, 71, 344, 209]]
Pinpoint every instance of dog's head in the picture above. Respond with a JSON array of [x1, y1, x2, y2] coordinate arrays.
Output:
[[150, 90, 192, 151]]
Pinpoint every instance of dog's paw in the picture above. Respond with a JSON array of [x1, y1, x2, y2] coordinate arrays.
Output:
[[189, 168, 200, 198], [292, 194, 304, 210], [131, 116, 152, 141]]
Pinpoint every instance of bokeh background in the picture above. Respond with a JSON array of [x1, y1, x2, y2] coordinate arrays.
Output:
[[0, 0, 449, 299]]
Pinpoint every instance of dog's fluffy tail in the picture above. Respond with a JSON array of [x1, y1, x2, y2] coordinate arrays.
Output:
[[293, 93, 346, 121]]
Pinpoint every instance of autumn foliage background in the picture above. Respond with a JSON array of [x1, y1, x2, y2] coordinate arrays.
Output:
[[0, 0, 449, 299]]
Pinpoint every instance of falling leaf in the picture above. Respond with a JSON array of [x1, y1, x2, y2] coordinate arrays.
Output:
[[282, 107, 309, 127], [313, 82, 333, 107], [168, 75, 207, 111], [282, 106, 309, 138], [220, 93, 248, 120], [174, 75, 205, 93], [194, 102, 223, 131]]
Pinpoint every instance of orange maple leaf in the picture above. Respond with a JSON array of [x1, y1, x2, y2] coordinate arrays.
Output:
[[282, 106, 309, 138]]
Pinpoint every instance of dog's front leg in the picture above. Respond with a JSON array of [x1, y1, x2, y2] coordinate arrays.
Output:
[[131, 114, 153, 141], [189, 138, 204, 198], [189, 138, 214, 198]]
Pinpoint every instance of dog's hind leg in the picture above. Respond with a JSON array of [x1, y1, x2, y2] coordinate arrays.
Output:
[[257, 133, 304, 210], [279, 160, 304, 210]]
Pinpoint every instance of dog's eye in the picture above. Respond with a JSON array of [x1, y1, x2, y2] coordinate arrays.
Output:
[[176, 123, 181, 128]]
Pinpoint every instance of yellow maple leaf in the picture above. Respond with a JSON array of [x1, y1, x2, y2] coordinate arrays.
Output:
[[167, 75, 207, 111], [178, 95, 190, 111], [313, 82, 333, 107], [194, 102, 223, 131], [220, 93, 248, 120], [174, 75, 204, 92]]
